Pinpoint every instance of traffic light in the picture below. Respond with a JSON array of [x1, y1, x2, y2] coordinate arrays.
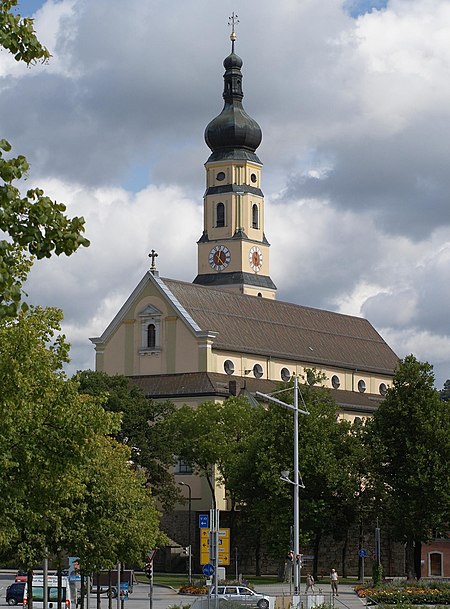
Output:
[[144, 562, 153, 579]]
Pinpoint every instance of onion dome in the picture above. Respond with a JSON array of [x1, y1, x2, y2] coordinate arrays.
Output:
[[205, 35, 262, 162]]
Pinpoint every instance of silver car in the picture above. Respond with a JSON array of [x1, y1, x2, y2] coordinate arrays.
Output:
[[215, 585, 272, 609]]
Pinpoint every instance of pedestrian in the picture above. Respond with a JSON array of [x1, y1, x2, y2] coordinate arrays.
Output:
[[305, 573, 315, 594], [284, 550, 294, 583], [330, 569, 339, 596]]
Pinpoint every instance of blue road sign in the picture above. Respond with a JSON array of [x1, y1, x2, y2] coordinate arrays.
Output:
[[359, 548, 367, 558], [199, 514, 209, 528], [202, 563, 214, 576]]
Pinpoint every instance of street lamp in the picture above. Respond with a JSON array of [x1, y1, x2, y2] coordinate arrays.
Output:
[[178, 482, 192, 583], [256, 375, 309, 595]]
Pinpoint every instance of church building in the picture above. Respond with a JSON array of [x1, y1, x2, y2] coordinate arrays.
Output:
[[90, 27, 398, 517]]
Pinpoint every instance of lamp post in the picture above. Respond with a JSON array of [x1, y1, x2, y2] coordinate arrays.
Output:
[[178, 481, 192, 583], [256, 375, 308, 595]]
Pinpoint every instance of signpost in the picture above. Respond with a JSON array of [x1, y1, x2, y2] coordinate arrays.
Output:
[[359, 548, 367, 582], [200, 528, 230, 565], [199, 514, 209, 528], [202, 563, 215, 577]]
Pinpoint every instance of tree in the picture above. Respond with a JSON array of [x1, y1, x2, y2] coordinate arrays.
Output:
[[228, 381, 360, 576], [0, 1, 89, 319], [168, 396, 262, 509], [367, 355, 450, 580], [68, 436, 167, 574], [74, 370, 179, 509], [0, 308, 164, 572], [168, 383, 361, 577]]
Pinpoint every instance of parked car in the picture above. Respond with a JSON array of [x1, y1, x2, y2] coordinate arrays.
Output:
[[23, 575, 76, 609], [215, 586, 273, 609], [6, 582, 25, 605], [15, 572, 28, 583]]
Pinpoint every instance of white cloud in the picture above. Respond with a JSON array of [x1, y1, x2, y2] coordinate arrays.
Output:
[[2, 0, 447, 389]]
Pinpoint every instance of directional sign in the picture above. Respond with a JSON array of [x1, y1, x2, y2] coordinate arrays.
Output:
[[199, 514, 209, 529], [359, 548, 367, 558], [200, 528, 230, 565], [202, 563, 215, 577]]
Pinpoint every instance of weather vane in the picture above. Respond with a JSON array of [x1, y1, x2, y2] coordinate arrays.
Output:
[[148, 249, 158, 272], [228, 12, 239, 49]]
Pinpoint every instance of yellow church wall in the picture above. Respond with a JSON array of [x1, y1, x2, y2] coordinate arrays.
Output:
[[173, 319, 200, 373], [97, 283, 207, 377], [173, 468, 228, 512], [99, 325, 128, 375], [213, 351, 392, 402]]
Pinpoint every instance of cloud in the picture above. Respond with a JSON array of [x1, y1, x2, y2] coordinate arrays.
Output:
[[3, 0, 448, 388]]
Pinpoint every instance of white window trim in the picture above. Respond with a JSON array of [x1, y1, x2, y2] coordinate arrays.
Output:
[[139, 305, 162, 355]]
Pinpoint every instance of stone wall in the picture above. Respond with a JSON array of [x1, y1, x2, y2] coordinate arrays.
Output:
[[157, 510, 406, 578]]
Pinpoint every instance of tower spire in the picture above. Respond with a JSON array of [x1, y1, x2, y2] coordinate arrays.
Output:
[[228, 12, 239, 53]]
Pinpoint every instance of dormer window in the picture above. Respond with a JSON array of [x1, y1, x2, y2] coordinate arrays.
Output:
[[139, 305, 162, 354]]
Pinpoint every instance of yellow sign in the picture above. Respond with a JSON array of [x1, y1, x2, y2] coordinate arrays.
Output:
[[200, 528, 230, 565]]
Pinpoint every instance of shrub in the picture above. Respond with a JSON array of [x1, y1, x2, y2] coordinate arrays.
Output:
[[355, 583, 450, 605], [372, 562, 383, 587]]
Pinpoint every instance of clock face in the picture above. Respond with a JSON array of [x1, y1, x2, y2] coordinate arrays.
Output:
[[209, 245, 231, 271], [249, 246, 263, 272]]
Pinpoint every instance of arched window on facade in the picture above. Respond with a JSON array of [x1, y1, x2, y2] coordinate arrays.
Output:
[[147, 323, 156, 349], [217, 202, 225, 227], [252, 203, 259, 229]]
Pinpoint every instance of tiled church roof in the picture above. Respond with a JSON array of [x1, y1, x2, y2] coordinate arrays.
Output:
[[129, 372, 383, 415], [162, 278, 398, 376]]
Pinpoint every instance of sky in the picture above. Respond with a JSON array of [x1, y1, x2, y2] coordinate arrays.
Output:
[[4, 0, 450, 388]]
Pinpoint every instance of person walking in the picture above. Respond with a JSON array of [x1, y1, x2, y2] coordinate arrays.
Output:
[[284, 550, 294, 583], [305, 573, 315, 594], [330, 569, 339, 596]]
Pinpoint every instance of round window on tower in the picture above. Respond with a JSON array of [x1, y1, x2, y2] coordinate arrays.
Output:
[[281, 367, 291, 382], [358, 379, 366, 393], [253, 364, 263, 379], [224, 360, 235, 375], [216, 171, 226, 181], [250, 173, 257, 183], [331, 375, 340, 389]]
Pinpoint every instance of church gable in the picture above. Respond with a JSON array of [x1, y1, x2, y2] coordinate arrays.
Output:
[[90, 272, 207, 377]]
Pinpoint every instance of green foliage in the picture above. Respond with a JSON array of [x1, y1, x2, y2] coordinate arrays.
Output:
[[0, 6, 90, 319], [168, 396, 262, 507], [366, 355, 450, 577], [74, 370, 178, 510], [168, 382, 363, 569], [0, 0, 50, 64], [0, 308, 164, 569], [372, 562, 383, 587]]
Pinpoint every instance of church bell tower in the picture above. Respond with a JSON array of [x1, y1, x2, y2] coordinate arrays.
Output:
[[193, 17, 277, 299]]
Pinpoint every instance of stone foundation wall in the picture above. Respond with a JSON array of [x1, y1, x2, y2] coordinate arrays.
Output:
[[157, 511, 407, 578]]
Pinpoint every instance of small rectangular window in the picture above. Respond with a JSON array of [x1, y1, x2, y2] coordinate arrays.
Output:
[[175, 459, 192, 474]]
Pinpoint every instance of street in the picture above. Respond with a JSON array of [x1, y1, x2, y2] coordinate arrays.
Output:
[[1, 573, 365, 609], [0, 574, 190, 609]]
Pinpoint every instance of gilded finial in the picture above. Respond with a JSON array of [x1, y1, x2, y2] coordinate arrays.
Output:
[[228, 12, 239, 51]]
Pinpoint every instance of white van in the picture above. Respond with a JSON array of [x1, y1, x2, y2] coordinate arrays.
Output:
[[23, 575, 75, 609]]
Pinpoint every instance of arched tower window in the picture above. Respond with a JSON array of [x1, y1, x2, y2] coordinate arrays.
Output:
[[147, 324, 156, 349], [139, 305, 162, 354], [216, 202, 225, 227], [252, 203, 259, 229]]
